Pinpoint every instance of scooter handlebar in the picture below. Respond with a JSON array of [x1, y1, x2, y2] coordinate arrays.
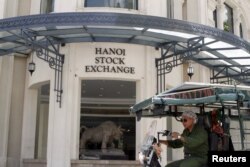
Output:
[[158, 130, 172, 136]]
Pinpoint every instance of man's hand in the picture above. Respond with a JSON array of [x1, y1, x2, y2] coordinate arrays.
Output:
[[171, 132, 181, 139], [171, 132, 185, 142], [152, 143, 162, 157], [158, 140, 168, 146]]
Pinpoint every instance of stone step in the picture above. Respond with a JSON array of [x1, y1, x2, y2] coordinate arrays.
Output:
[[71, 160, 142, 167], [23, 159, 142, 167]]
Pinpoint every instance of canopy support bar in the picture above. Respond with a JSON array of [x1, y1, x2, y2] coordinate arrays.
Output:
[[155, 35, 250, 93], [36, 45, 64, 108], [155, 37, 204, 93], [9, 29, 65, 107], [210, 67, 250, 85]]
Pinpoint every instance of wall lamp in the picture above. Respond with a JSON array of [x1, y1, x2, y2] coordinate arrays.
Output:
[[28, 53, 36, 75], [187, 62, 194, 79]]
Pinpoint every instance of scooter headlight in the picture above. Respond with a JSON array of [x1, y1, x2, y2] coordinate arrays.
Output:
[[138, 152, 145, 164]]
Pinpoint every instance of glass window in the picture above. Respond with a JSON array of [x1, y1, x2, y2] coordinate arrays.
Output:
[[167, 0, 173, 19], [213, 8, 217, 28], [40, 0, 54, 14], [224, 3, 234, 33], [79, 80, 136, 160], [240, 23, 243, 38], [35, 83, 50, 159], [182, 0, 187, 20], [84, 0, 138, 10]]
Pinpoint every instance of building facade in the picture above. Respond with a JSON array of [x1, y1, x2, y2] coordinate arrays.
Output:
[[0, 0, 250, 167]]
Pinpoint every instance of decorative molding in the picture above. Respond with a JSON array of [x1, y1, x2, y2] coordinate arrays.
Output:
[[233, 7, 241, 24], [217, 0, 226, 5], [208, 0, 217, 11]]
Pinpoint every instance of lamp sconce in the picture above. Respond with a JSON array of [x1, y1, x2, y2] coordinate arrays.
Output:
[[28, 53, 36, 75], [187, 62, 194, 79]]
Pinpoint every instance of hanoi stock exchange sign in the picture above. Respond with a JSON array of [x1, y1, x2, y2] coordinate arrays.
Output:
[[85, 48, 135, 74]]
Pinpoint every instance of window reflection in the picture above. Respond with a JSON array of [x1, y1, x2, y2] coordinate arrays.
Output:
[[182, 0, 187, 21], [84, 0, 138, 10], [213, 8, 217, 28], [35, 83, 50, 159], [79, 80, 136, 160], [40, 0, 54, 14], [167, 0, 173, 19], [224, 3, 234, 33], [240, 23, 243, 38]]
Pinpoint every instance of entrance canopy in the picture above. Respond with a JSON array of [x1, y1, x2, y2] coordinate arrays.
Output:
[[1, 12, 250, 105], [1, 13, 250, 70]]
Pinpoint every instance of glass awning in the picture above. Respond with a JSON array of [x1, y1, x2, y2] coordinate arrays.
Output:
[[1, 12, 250, 84], [129, 82, 250, 115]]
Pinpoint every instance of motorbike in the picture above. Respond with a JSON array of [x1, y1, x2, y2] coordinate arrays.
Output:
[[138, 120, 172, 167]]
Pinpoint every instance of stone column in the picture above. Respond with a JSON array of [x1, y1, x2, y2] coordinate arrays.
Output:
[[54, 0, 77, 12], [0, 0, 6, 18], [67, 44, 81, 160], [216, 0, 226, 30], [4, 0, 18, 17], [207, 0, 217, 26], [247, 29, 250, 40], [0, 56, 14, 167], [20, 78, 38, 162], [173, 0, 185, 20], [233, 8, 241, 37], [6, 56, 26, 167], [46, 76, 71, 167], [46, 45, 76, 167]]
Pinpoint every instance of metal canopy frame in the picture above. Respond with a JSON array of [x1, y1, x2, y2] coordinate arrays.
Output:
[[1, 12, 250, 106], [129, 82, 250, 150]]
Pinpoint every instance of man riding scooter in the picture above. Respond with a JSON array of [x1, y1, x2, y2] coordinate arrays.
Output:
[[158, 111, 208, 167]]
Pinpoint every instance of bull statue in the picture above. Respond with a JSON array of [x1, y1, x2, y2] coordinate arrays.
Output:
[[80, 121, 124, 149]]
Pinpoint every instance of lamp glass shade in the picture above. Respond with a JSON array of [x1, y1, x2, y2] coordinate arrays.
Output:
[[28, 62, 36, 75], [187, 66, 194, 79]]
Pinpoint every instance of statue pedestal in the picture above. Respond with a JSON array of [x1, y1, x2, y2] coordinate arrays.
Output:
[[80, 148, 128, 160]]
